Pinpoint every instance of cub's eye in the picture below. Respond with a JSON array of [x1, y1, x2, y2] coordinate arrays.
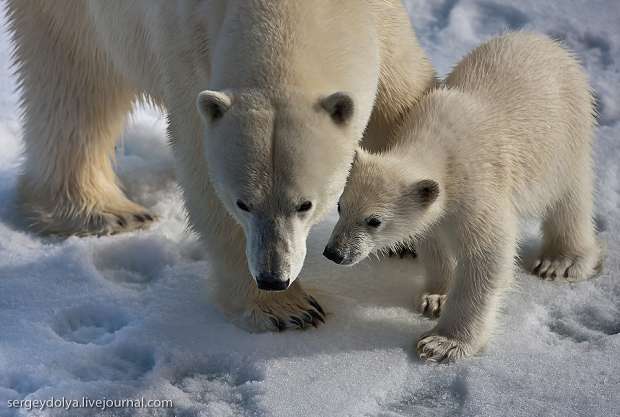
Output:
[[337, 202, 341, 214], [366, 217, 382, 228], [236, 200, 250, 212], [297, 201, 313, 212]]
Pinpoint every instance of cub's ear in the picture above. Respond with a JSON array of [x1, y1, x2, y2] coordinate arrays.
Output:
[[411, 179, 440, 206], [320, 92, 354, 125], [196, 90, 232, 123]]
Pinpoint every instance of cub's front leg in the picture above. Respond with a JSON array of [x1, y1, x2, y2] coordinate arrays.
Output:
[[416, 233, 456, 319], [416, 208, 517, 361]]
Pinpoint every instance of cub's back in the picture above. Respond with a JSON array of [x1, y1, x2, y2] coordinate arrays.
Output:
[[445, 32, 595, 213], [446, 32, 591, 115]]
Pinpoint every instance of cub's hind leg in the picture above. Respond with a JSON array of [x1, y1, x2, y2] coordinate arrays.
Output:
[[533, 171, 601, 281]]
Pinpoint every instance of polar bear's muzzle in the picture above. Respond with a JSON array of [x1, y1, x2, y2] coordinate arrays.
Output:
[[256, 272, 290, 291], [245, 217, 307, 291]]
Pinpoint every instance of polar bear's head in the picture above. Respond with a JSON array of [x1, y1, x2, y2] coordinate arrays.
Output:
[[197, 89, 358, 290], [324, 149, 444, 266]]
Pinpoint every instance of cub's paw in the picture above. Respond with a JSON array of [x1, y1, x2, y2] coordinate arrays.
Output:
[[419, 294, 447, 319], [416, 333, 472, 362], [236, 283, 326, 333], [532, 248, 602, 282]]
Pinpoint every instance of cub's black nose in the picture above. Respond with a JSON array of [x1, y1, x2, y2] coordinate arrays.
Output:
[[256, 272, 290, 291], [323, 246, 344, 264]]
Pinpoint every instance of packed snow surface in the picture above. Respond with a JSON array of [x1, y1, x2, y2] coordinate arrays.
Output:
[[0, 1, 618, 416]]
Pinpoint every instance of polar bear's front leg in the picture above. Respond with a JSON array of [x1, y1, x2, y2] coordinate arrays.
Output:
[[416, 210, 517, 361]]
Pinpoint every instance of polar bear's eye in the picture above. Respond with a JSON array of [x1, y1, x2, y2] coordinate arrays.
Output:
[[236, 200, 251, 212], [297, 201, 313, 212], [366, 217, 382, 228], [337, 202, 341, 214]]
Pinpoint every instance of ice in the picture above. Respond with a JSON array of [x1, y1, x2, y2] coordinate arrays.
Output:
[[0, 1, 618, 416]]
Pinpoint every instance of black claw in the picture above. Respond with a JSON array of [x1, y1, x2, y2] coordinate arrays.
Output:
[[308, 309, 325, 324], [441, 347, 458, 362], [134, 214, 145, 223], [301, 311, 314, 323], [144, 213, 154, 221], [301, 311, 318, 328], [564, 269, 570, 278], [541, 271, 547, 278], [289, 316, 304, 328], [304, 313, 318, 327], [551, 271, 557, 278], [307, 296, 325, 317], [270, 316, 286, 332], [533, 263, 542, 275], [115, 215, 127, 227]]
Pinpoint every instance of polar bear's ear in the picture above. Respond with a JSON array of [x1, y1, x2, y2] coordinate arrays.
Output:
[[320, 92, 354, 125], [411, 179, 440, 206], [196, 90, 232, 123]]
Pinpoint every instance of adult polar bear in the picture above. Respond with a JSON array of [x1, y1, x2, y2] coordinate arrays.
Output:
[[7, 1, 435, 331]]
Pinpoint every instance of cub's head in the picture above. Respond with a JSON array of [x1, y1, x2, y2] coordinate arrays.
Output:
[[324, 149, 444, 266], [197, 88, 360, 291]]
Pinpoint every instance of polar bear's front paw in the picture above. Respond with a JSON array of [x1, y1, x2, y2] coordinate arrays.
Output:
[[416, 333, 472, 362], [532, 250, 601, 282], [237, 284, 326, 333], [419, 294, 447, 319]]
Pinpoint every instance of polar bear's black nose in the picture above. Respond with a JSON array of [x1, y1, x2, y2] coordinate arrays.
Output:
[[256, 272, 290, 291], [323, 246, 344, 264]]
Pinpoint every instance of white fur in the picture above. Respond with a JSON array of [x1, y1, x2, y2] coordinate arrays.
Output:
[[327, 32, 601, 360], [6, 0, 436, 331]]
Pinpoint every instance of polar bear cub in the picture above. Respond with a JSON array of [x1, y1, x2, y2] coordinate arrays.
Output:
[[324, 32, 602, 361]]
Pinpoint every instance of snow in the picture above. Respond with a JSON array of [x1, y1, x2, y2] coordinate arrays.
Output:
[[0, 1, 619, 416]]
